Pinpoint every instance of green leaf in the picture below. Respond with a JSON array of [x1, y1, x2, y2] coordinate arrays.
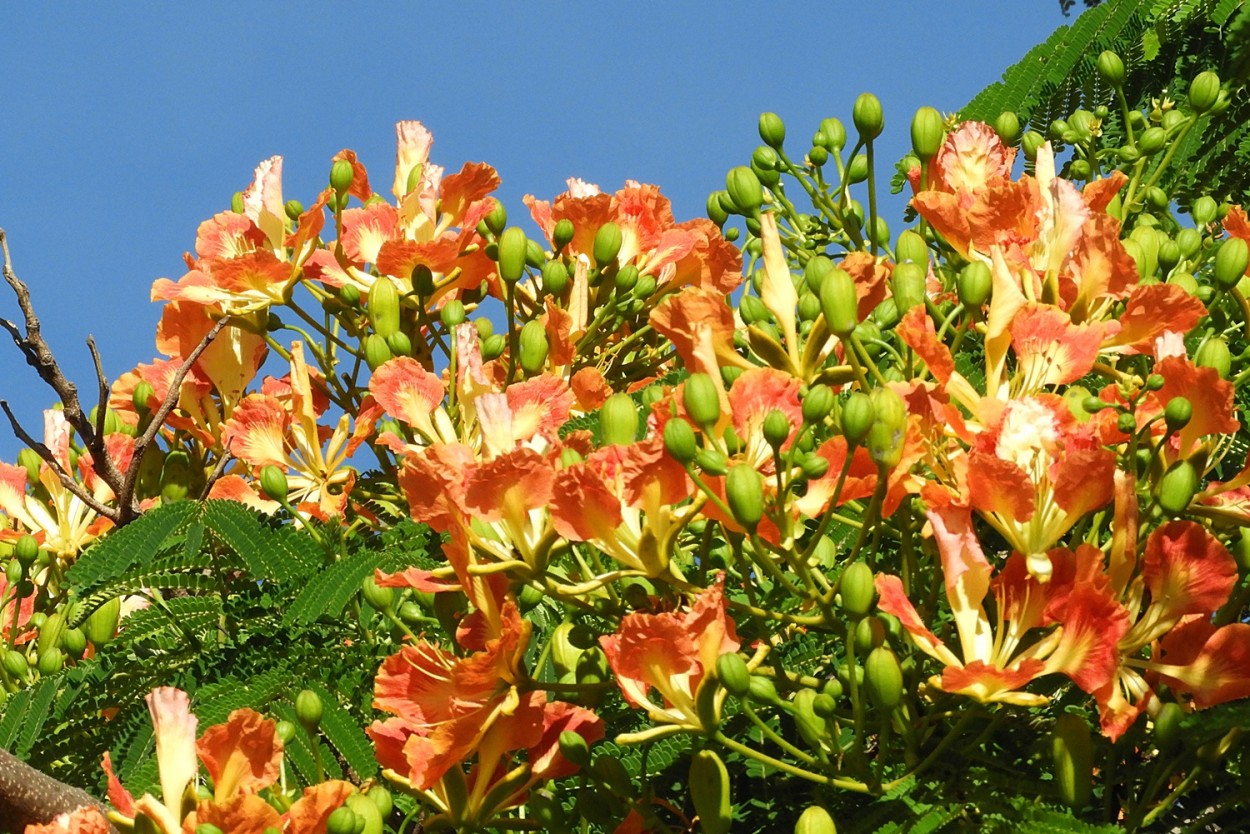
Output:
[[67, 500, 198, 589], [282, 550, 385, 627], [204, 500, 321, 582], [0, 676, 59, 757]]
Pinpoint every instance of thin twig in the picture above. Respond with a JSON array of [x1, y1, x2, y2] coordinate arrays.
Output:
[[117, 317, 228, 520], [0, 401, 117, 520]]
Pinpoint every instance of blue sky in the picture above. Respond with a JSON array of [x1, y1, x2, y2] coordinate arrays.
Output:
[[0, 3, 1063, 459]]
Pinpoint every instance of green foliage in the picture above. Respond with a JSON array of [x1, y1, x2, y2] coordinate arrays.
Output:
[[0, 500, 440, 796], [967, 0, 1250, 204]]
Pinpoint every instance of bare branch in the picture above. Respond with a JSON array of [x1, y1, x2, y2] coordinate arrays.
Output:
[[117, 317, 228, 521], [0, 401, 118, 521], [0, 230, 96, 447], [0, 747, 118, 833], [84, 335, 126, 492]]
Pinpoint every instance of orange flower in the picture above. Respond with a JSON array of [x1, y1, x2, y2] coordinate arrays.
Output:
[[23, 807, 109, 834], [196, 708, 283, 801], [218, 341, 380, 519], [600, 576, 739, 732]]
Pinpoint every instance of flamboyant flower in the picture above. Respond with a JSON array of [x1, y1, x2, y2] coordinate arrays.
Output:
[[131, 687, 198, 834], [600, 576, 739, 733], [217, 341, 380, 519], [0, 410, 132, 561], [23, 807, 110, 834]]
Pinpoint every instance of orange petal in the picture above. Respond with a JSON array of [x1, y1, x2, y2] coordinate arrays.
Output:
[[196, 709, 282, 800]]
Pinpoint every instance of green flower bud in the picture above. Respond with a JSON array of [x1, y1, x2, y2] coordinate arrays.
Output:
[[4, 558, 21, 586], [325, 807, 357, 834], [1157, 239, 1181, 270], [600, 393, 640, 446], [518, 320, 550, 375], [1021, 130, 1045, 160], [726, 167, 764, 216], [958, 261, 993, 308], [231, 192, 245, 214], [37, 613, 66, 658], [695, 448, 728, 476], [1051, 713, 1093, 809], [338, 284, 361, 307], [367, 278, 401, 338], [3, 650, 27, 679], [993, 111, 1022, 144], [363, 334, 394, 371], [558, 730, 592, 768], [801, 384, 835, 425], [807, 146, 829, 167], [819, 268, 859, 338], [1189, 71, 1221, 114], [890, 262, 927, 313], [1196, 336, 1232, 378], [538, 260, 568, 296], [1139, 127, 1166, 155], [366, 786, 393, 819], [864, 646, 903, 709], [803, 255, 835, 294], [1176, 226, 1202, 256], [725, 464, 765, 530], [1157, 459, 1200, 514], [552, 218, 575, 252], [284, 200, 305, 222], [1193, 196, 1218, 226], [1116, 411, 1138, 435], [15, 534, 38, 566], [762, 409, 791, 448], [259, 465, 288, 502], [1213, 237, 1249, 290], [664, 418, 698, 464], [82, 597, 121, 646], [795, 805, 838, 834], [739, 294, 770, 325], [1164, 397, 1193, 432], [62, 627, 87, 659], [839, 562, 876, 618], [1154, 702, 1184, 750], [689, 751, 733, 834], [716, 652, 751, 697], [684, 373, 722, 428], [707, 192, 729, 226], [1118, 145, 1141, 164], [853, 93, 884, 140], [819, 118, 847, 151], [385, 331, 413, 358], [37, 647, 64, 676], [196, 823, 225, 834], [614, 264, 639, 293], [840, 392, 875, 446], [895, 230, 928, 266], [800, 454, 830, 479], [361, 576, 395, 612], [440, 300, 466, 328], [866, 387, 908, 469], [589, 222, 622, 267], [483, 199, 507, 235], [1096, 50, 1126, 86], [846, 154, 869, 184], [330, 159, 355, 194], [854, 615, 886, 654], [759, 112, 786, 148], [497, 227, 529, 283], [481, 333, 507, 361], [752, 144, 779, 172], [295, 689, 323, 730], [910, 106, 945, 160]]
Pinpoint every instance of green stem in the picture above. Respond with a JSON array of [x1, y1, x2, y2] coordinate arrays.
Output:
[[711, 731, 870, 793]]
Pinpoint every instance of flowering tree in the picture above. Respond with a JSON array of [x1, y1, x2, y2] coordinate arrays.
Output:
[[0, 29, 1249, 834]]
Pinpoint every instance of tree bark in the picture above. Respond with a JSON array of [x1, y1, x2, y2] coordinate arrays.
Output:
[[0, 748, 117, 833]]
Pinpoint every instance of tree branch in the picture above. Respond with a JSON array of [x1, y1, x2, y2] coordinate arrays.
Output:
[[0, 747, 117, 833]]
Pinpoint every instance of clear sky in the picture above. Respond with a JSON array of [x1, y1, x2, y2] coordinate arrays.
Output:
[[0, 2, 1065, 459]]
